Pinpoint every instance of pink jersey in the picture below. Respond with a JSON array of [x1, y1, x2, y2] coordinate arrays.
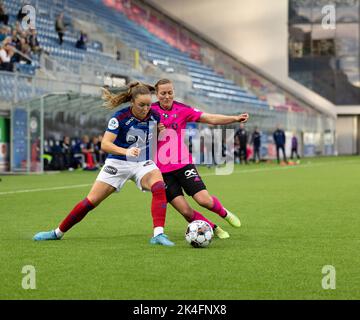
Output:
[[151, 101, 203, 173]]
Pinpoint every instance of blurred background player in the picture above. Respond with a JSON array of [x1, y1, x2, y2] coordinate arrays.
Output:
[[290, 132, 300, 161], [152, 78, 249, 239], [33, 82, 175, 246], [251, 126, 261, 163], [234, 123, 248, 164], [273, 124, 287, 164]]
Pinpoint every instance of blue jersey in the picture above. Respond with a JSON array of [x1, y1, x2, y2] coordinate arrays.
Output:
[[105, 106, 160, 162]]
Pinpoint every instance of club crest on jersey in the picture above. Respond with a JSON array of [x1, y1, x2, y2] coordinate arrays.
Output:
[[108, 118, 119, 130], [163, 113, 169, 118]]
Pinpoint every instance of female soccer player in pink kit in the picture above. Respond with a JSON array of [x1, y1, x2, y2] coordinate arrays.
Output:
[[152, 79, 249, 239], [33, 82, 175, 246]]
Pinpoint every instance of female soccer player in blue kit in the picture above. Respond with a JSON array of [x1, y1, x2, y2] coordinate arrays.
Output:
[[33, 82, 175, 246], [102, 79, 249, 240]]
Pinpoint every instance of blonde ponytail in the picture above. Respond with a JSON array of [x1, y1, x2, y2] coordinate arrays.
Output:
[[101, 81, 155, 110]]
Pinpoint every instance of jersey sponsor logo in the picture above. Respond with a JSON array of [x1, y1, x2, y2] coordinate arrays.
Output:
[[126, 131, 153, 145], [143, 160, 154, 167], [103, 165, 117, 175], [108, 118, 119, 130], [125, 117, 134, 126], [126, 134, 138, 144], [171, 123, 178, 130], [184, 169, 198, 179]]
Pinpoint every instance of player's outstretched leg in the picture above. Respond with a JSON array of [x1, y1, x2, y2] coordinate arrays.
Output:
[[193, 192, 241, 228], [33, 181, 114, 241], [170, 196, 230, 239], [33, 197, 96, 241], [147, 179, 175, 247], [192, 210, 230, 239]]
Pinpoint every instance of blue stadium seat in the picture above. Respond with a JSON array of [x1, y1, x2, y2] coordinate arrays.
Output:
[[0, 0, 267, 108]]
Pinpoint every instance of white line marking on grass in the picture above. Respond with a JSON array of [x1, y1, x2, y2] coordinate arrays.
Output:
[[0, 159, 358, 196], [0, 184, 92, 196], [200, 159, 360, 177]]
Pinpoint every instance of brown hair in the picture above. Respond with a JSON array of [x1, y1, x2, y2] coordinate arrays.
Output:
[[154, 79, 173, 92], [101, 81, 155, 110]]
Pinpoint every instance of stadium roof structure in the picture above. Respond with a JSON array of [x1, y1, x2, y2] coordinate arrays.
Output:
[[26, 92, 110, 118], [22, 91, 331, 134]]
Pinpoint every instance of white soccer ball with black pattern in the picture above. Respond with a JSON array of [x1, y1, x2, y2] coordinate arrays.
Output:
[[185, 220, 214, 248]]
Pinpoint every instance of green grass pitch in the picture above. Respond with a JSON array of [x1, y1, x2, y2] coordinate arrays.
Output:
[[1, 156, 359, 300]]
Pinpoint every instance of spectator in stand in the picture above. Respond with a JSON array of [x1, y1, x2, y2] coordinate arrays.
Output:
[[116, 50, 121, 61], [75, 30, 88, 50], [15, 37, 31, 64], [0, 26, 10, 42], [80, 135, 96, 170], [234, 123, 249, 164], [55, 12, 66, 45], [61, 136, 75, 170], [251, 126, 261, 163], [70, 138, 84, 169], [0, 37, 14, 71], [27, 29, 41, 54], [290, 132, 301, 161], [0, 2, 9, 26], [273, 124, 287, 164], [10, 29, 19, 46], [14, 21, 22, 34]]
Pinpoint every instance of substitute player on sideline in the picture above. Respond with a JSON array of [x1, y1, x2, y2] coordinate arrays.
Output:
[[33, 82, 175, 246], [152, 79, 249, 239]]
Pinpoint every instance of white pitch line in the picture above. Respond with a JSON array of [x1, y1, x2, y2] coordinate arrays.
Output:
[[0, 184, 92, 196], [0, 159, 358, 196], [200, 159, 360, 177]]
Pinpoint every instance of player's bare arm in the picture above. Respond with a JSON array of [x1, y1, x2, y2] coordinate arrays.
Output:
[[199, 112, 249, 125], [101, 131, 140, 157]]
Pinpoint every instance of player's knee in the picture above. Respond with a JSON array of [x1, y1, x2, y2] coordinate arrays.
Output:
[[179, 207, 194, 220], [151, 181, 166, 193], [196, 196, 213, 209]]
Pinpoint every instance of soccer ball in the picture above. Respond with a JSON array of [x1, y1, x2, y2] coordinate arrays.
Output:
[[185, 220, 214, 248]]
